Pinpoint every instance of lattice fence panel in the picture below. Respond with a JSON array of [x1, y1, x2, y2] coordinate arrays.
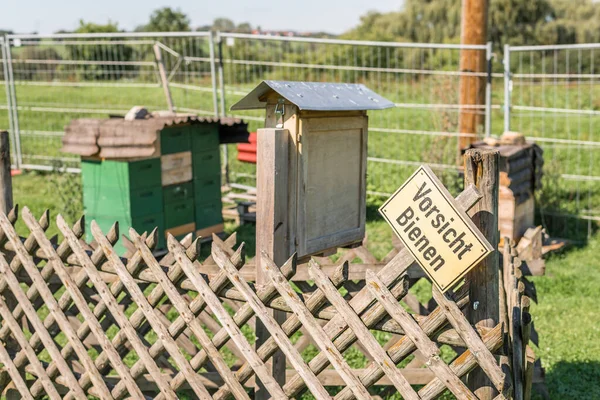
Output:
[[0, 189, 524, 399]]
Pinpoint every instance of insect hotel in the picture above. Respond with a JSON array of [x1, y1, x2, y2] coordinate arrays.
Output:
[[62, 114, 248, 254], [231, 81, 394, 259]]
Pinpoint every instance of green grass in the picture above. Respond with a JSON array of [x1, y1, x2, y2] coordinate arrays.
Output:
[[9, 171, 600, 399]]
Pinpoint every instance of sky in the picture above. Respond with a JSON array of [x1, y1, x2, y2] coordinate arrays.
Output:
[[1, 0, 403, 35]]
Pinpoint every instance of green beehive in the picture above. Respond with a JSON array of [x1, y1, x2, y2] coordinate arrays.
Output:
[[62, 115, 242, 255]]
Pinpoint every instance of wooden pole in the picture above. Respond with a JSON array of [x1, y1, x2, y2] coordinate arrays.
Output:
[[458, 0, 489, 149], [153, 44, 175, 113], [255, 128, 288, 398], [0, 131, 13, 215], [464, 148, 499, 399]]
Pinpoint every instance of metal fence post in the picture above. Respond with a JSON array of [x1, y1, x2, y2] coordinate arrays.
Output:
[[1, 38, 16, 168], [503, 44, 511, 134], [485, 41, 493, 137], [4, 37, 22, 169], [208, 31, 219, 118], [216, 31, 229, 184]]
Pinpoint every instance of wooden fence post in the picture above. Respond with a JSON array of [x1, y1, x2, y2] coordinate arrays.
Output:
[[255, 128, 289, 398], [0, 131, 13, 215], [153, 44, 175, 113], [464, 148, 499, 398]]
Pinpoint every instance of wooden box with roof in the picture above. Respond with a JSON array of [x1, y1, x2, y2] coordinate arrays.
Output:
[[62, 113, 248, 254], [232, 81, 393, 258]]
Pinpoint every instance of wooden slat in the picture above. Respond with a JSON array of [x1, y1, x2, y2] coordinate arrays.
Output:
[[0, 255, 87, 399], [418, 324, 504, 399], [366, 271, 476, 400], [57, 217, 178, 400], [285, 185, 482, 399], [431, 286, 507, 393], [90, 221, 213, 400], [22, 209, 144, 399], [213, 256, 348, 400], [211, 241, 331, 399], [0, 295, 61, 399], [167, 235, 288, 399], [308, 261, 419, 400], [262, 252, 371, 399], [0, 212, 113, 399], [130, 229, 251, 400]]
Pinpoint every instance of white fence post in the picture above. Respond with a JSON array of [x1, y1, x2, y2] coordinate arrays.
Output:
[[503, 44, 511, 134]]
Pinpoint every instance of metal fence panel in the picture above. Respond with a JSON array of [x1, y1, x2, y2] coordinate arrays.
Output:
[[217, 33, 492, 195], [5, 32, 218, 171], [1, 37, 17, 166], [505, 44, 600, 239]]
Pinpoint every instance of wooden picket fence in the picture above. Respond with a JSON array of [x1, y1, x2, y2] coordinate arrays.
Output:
[[0, 187, 537, 399]]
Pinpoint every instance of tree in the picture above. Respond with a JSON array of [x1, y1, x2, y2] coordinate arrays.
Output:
[[212, 18, 236, 32], [69, 20, 133, 80], [139, 7, 191, 32]]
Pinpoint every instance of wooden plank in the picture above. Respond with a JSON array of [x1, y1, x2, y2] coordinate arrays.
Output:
[[130, 229, 250, 400], [0, 340, 34, 400], [167, 236, 288, 399], [367, 271, 477, 400], [0, 131, 13, 215], [0, 213, 113, 399], [161, 151, 192, 170], [0, 256, 87, 399], [58, 217, 179, 400], [285, 185, 483, 399], [309, 261, 419, 400], [165, 222, 196, 238], [212, 258, 348, 400], [431, 286, 506, 393], [464, 148, 500, 398], [162, 164, 192, 186], [167, 238, 297, 397], [297, 116, 367, 256], [90, 222, 212, 400], [255, 127, 290, 397], [22, 209, 145, 399], [418, 324, 504, 400], [153, 43, 174, 112], [113, 236, 234, 400], [211, 242, 331, 399], [196, 223, 224, 239], [0, 295, 61, 399], [262, 253, 372, 399]]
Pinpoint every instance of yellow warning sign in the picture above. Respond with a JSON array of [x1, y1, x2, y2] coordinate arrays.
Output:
[[379, 165, 493, 292]]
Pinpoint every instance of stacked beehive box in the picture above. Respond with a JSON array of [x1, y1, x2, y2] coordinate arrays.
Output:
[[469, 132, 543, 241], [63, 115, 248, 254]]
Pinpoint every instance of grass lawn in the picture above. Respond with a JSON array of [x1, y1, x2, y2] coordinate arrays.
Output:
[[10, 170, 600, 399]]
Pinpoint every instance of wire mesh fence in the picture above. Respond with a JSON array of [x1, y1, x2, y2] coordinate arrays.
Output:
[[2, 31, 599, 240], [218, 33, 492, 195], [4, 32, 218, 170], [505, 44, 600, 239]]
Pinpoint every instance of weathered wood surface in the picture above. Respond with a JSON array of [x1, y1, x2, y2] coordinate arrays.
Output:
[[0, 178, 516, 400], [255, 127, 289, 396], [0, 131, 13, 215], [464, 148, 501, 398]]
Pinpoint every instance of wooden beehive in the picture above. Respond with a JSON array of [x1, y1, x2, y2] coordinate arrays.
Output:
[[469, 132, 543, 242], [63, 115, 248, 254], [231, 81, 393, 257]]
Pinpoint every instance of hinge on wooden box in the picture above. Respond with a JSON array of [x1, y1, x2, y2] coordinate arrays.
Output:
[[275, 98, 285, 128]]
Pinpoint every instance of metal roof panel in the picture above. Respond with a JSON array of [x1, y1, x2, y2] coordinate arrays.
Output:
[[230, 80, 394, 111]]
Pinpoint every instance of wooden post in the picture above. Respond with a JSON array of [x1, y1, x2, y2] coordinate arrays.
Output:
[[464, 148, 499, 398], [153, 44, 175, 113], [255, 128, 289, 397], [458, 0, 489, 149], [0, 131, 13, 215]]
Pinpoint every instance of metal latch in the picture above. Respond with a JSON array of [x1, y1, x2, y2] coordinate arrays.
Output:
[[275, 98, 285, 128]]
